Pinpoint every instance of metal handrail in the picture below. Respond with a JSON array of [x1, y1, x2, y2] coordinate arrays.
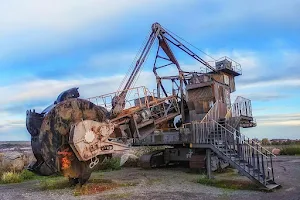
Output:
[[200, 100, 219, 123], [182, 100, 219, 128], [225, 122, 275, 157], [215, 56, 242, 74], [234, 96, 251, 103], [211, 119, 270, 159]]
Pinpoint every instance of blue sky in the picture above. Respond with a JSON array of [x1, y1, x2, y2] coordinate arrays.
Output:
[[0, 0, 300, 141]]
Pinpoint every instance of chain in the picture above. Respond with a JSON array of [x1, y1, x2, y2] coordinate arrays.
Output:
[[89, 156, 100, 169]]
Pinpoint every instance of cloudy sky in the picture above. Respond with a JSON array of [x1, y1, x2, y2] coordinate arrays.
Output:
[[0, 0, 300, 141]]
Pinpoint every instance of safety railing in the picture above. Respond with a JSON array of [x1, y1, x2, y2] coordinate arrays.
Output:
[[211, 120, 275, 185], [87, 86, 158, 111], [200, 100, 219, 123], [149, 97, 180, 124], [190, 118, 275, 185], [215, 56, 242, 75], [225, 96, 253, 119], [232, 96, 252, 118], [225, 122, 275, 157]]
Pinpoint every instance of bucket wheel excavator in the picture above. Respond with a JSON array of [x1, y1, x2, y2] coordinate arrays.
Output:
[[26, 22, 224, 184]]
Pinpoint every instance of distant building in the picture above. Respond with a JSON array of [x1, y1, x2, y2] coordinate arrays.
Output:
[[269, 139, 297, 145], [270, 139, 288, 143], [252, 138, 260, 143]]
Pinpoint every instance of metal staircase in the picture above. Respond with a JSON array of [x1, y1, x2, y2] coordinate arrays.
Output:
[[192, 119, 280, 190], [191, 98, 280, 190]]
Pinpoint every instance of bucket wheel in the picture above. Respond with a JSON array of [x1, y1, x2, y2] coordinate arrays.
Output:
[[38, 98, 108, 185]]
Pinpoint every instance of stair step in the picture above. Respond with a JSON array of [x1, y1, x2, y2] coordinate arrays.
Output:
[[246, 164, 254, 168], [196, 116, 279, 189], [265, 183, 281, 190]]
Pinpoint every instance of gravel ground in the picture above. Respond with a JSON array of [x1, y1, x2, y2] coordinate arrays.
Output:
[[0, 156, 300, 200]]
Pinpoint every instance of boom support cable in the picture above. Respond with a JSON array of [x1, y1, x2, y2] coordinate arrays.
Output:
[[162, 25, 217, 62]]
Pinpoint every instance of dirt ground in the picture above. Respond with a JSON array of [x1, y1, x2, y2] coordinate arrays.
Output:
[[0, 156, 300, 200]]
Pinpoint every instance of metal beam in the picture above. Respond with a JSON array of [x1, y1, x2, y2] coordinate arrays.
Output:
[[206, 148, 212, 179]]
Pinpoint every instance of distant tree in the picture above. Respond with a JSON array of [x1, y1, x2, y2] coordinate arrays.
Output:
[[283, 140, 292, 145], [261, 138, 270, 145]]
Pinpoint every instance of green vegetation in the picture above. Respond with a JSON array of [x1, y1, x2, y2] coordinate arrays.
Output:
[[280, 145, 300, 155], [101, 157, 121, 171], [197, 175, 260, 191], [0, 172, 22, 183], [263, 139, 300, 146], [19, 170, 35, 180], [215, 168, 238, 177], [0, 170, 36, 184], [39, 176, 69, 190], [261, 138, 270, 145], [38, 173, 137, 196], [0, 157, 122, 186]]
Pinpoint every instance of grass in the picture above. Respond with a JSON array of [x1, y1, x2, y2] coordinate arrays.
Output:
[[73, 180, 137, 196], [0, 170, 36, 184], [0, 156, 121, 185], [262, 144, 300, 155], [197, 175, 260, 191], [0, 172, 22, 183], [280, 145, 300, 155], [100, 157, 121, 171], [19, 170, 36, 180], [37, 173, 138, 197], [89, 178, 113, 184], [214, 168, 238, 177], [38, 176, 70, 190]]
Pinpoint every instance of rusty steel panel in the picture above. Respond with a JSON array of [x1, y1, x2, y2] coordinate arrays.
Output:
[[188, 86, 213, 101], [212, 74, 225, 83], [189, 154, 205, 169]]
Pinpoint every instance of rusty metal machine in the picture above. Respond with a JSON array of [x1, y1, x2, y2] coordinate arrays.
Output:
[[26, 22, 278, 189]]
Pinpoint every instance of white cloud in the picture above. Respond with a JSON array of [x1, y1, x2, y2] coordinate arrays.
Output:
[[0, 0, 166, 35], [204, 50, 261, 79], [0, 71, 156, 106], [1, 0, 299, 61], [0, 0, 181, 59], [1, 1, 300, 140], [0, 70, 155, 135], [256, 113, 300, 126], [0, 113, 25, 133], [239, 78, 300, 90]]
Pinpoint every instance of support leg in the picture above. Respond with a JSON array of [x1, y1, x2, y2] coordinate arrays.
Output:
[[206, 148, 211, 179]]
